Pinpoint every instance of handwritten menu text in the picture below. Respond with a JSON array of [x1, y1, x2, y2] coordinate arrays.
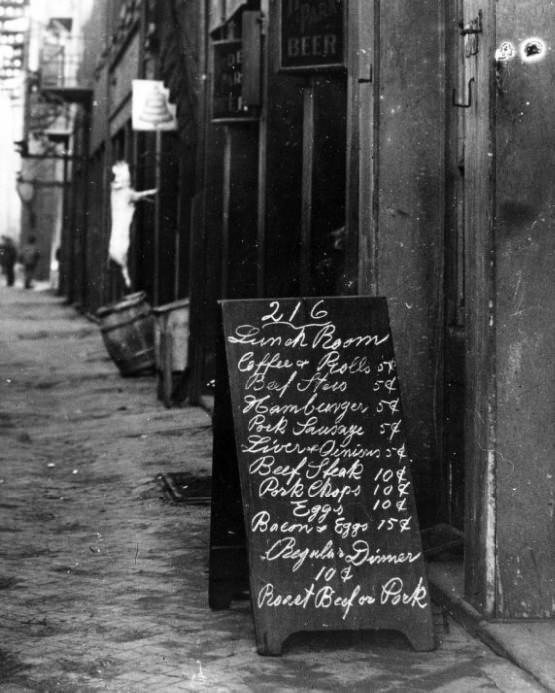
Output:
[[221, 297, 434, 652]]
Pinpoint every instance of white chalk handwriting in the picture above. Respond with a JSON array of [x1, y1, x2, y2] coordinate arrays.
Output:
[[224, 299, 427, 621]]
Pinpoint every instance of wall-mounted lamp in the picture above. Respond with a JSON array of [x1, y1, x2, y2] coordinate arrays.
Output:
[[15, 172, 36, 204], [16, 173, 37, 229]]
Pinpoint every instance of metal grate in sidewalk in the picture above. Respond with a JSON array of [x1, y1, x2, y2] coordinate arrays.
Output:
[[157, 472, 211, 504]]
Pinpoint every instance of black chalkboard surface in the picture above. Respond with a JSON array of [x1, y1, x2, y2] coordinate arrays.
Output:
[[215, 297, 435, 655]]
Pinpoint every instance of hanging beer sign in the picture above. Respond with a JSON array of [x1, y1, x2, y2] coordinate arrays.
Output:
[[279, 0, 345, 72]]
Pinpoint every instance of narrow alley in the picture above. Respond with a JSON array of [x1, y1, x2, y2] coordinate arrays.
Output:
[[0, 286, 547, 692]]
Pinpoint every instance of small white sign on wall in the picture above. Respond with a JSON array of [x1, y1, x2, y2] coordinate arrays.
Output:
[[132, 80, 177, 131]]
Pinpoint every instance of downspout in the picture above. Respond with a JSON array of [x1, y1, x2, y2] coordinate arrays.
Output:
[[80, 95, 92, 310], [188, 0, 210, 404], [103, 5, 112, 305]]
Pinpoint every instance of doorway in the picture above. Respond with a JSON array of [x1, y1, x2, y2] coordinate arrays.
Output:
[[304, 74, 348, 297]]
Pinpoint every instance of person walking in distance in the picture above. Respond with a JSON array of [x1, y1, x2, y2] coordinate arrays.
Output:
[[0, 236, 5, 282], [19, 235, 40, 289], [0, 236, 17, 287]]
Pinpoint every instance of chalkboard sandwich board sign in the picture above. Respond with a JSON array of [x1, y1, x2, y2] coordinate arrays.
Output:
[[215, 297, 435, 655]]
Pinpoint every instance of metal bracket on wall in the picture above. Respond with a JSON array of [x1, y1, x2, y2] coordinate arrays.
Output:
[[452, 78, 475, 109], [459, 10, 483, 57], [358, 65, 373, 84]]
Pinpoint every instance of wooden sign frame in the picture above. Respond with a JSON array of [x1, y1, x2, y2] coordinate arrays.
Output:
[[209, 297, 435, 655]]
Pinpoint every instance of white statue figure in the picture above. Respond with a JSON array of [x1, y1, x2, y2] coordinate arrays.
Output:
[[109, 161, 157, 288]]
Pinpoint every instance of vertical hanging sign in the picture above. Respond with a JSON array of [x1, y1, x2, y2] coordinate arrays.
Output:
[[212, 38, 248, 121], [279, 0, 346, 72], [211, 11, 261, 122]]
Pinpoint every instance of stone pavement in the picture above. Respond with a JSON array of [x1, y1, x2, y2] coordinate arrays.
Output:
[[0, 284, 548, 692]]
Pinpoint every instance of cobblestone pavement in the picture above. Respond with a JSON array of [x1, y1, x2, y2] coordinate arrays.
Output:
[[0, 286, 547, 692]]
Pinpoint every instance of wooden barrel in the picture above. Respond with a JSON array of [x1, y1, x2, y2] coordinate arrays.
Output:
[[96, 292, 155, 376]]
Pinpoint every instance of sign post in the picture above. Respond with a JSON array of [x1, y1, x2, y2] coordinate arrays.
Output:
[[211, 297, 435, 655]]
